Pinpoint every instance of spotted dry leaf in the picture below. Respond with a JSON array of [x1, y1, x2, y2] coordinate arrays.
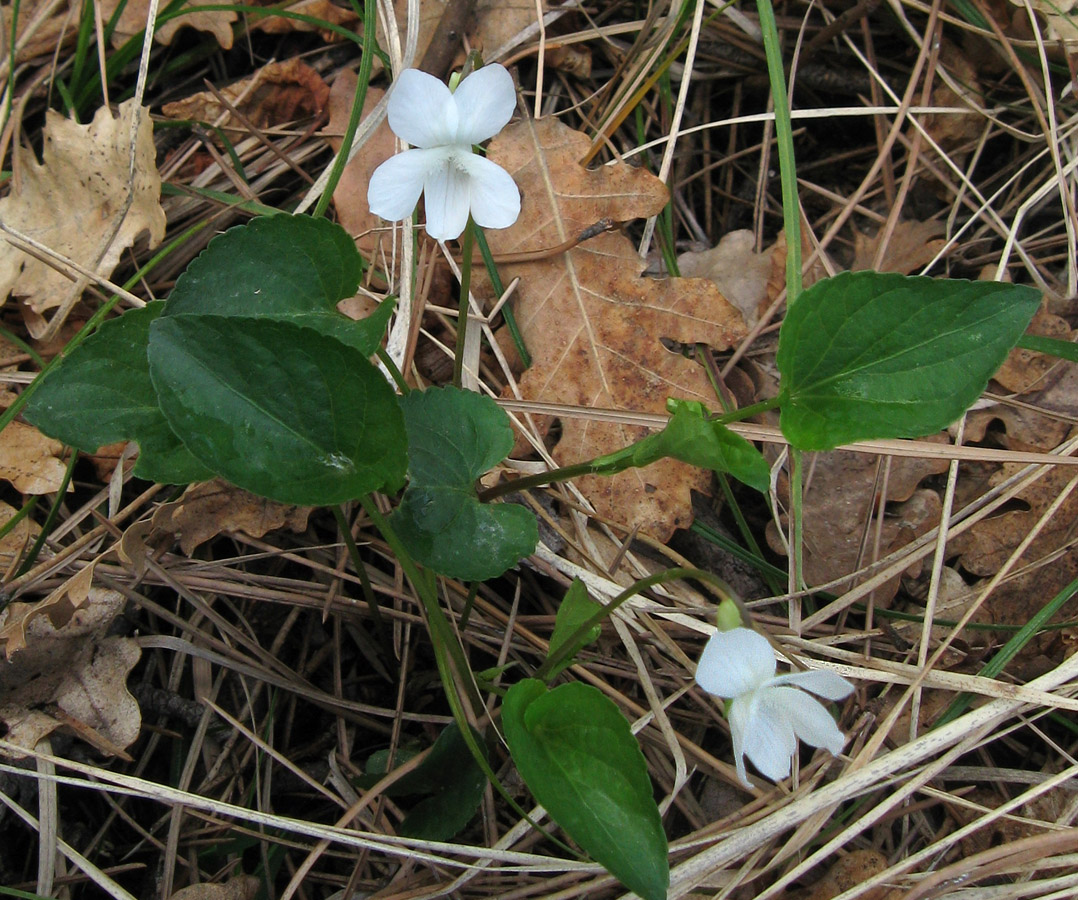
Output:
[[0, 99, 165, 334], [0, 586, 140, 756], [485, 117, 746, 540]]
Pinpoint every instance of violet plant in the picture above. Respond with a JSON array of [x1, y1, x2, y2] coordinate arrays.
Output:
[[21, 53, 1050, 900]]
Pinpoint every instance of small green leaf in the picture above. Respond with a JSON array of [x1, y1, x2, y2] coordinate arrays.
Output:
[[164, 215, 391, 355], [390, 386, 538, 581], [148, 316, 406, 505], [502, 679, 669, 900], [23, 304, 212, 484], [546, 580, 603, 679], [777, 272, 1040, 450], [398, 723, 489, 841], [591, 399, 769, 492]]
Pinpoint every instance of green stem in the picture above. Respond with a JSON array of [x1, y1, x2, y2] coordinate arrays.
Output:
[[331, 505, 385, 630], [756, 0, 801, 304], [473, 226, 531, 368], [535, 567, 739, 682], [453, 218, 476, 388], [311, 0, 375, 218], [477, 395, 781, 503], [375, 345, 410, 394]]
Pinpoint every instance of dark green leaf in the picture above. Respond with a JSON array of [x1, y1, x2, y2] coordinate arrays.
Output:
[[592, 400, 769, 493], [164, 215, 391, 355], [148, 316, 406, 505], [357, 724, 488, 840], [390, 386, 538, 580], [777, 272, 1040, 450], [546, 580, 602, 679], [23, 304, 212, 484], [502, 680, 668, 900]]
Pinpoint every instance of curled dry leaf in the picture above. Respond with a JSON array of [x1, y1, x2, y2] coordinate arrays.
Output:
[[0, 563, 95, 656], [1008, 0, 1078, 45], [100, 0, 237, 48], [162, 59, 330, 134], [0, 500, 38, 577], [171, 876, 262, 900], [251, 0, 359, 39], [0, 586, 140, 757], [766, 444, 950, 603], [151, 479, 312, 555], [485, 117, 746, 540], [852, 219, 947, 275], [0, 99, 165, 333], [949, 462, 1078, 657], [0, 420, 70, 494], [678, 230, 774, 330]]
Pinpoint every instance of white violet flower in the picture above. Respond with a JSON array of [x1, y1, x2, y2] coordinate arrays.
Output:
[[367, 64, 521, 241], [695, 627, 854, 788]]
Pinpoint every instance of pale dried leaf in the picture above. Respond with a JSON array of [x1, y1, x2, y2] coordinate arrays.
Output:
[[678, 230, 773, 329], [0, 421, 70, 494], [161, 59, 329, 132], [100, 0, 237, 48], [151, 479, 312, 555], [3, 0, 77, 64], [486, 117, 746, 539], [0, 586, 140, 756], [0, 100, 165, 324], [474, 0, 541, 55]]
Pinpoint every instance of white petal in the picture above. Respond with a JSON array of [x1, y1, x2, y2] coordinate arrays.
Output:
[[695, 627, 776, 699], [387, 69, 458, 148], [767, 686, 847, 755], [772, 668, 855, 701], [367, 148, 442, 222], [422, 153, 471, 240], [728, 693, 753, 788], [452, 64, 516, 145], [736, 690, 796, 782], [457, 153, 520, 230]]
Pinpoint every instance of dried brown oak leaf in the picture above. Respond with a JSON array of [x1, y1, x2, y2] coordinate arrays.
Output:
[[765, 442, 949, 603], [485, 117, 746, 540], [151, 479, 311, 555], [0, 586, 140, 757], [101, 0, 236, 48], [162, 59, 329, 133], [0, 99, 165, 331]]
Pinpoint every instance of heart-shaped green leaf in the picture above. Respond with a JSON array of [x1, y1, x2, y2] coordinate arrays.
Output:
[[390, 386, 537, 581], [164, 214, 391, 355], [502, 679, 668, 900], [777, 272, 1040, 450], [24, 304, 212, 484], [148, 315, 406, 505]]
